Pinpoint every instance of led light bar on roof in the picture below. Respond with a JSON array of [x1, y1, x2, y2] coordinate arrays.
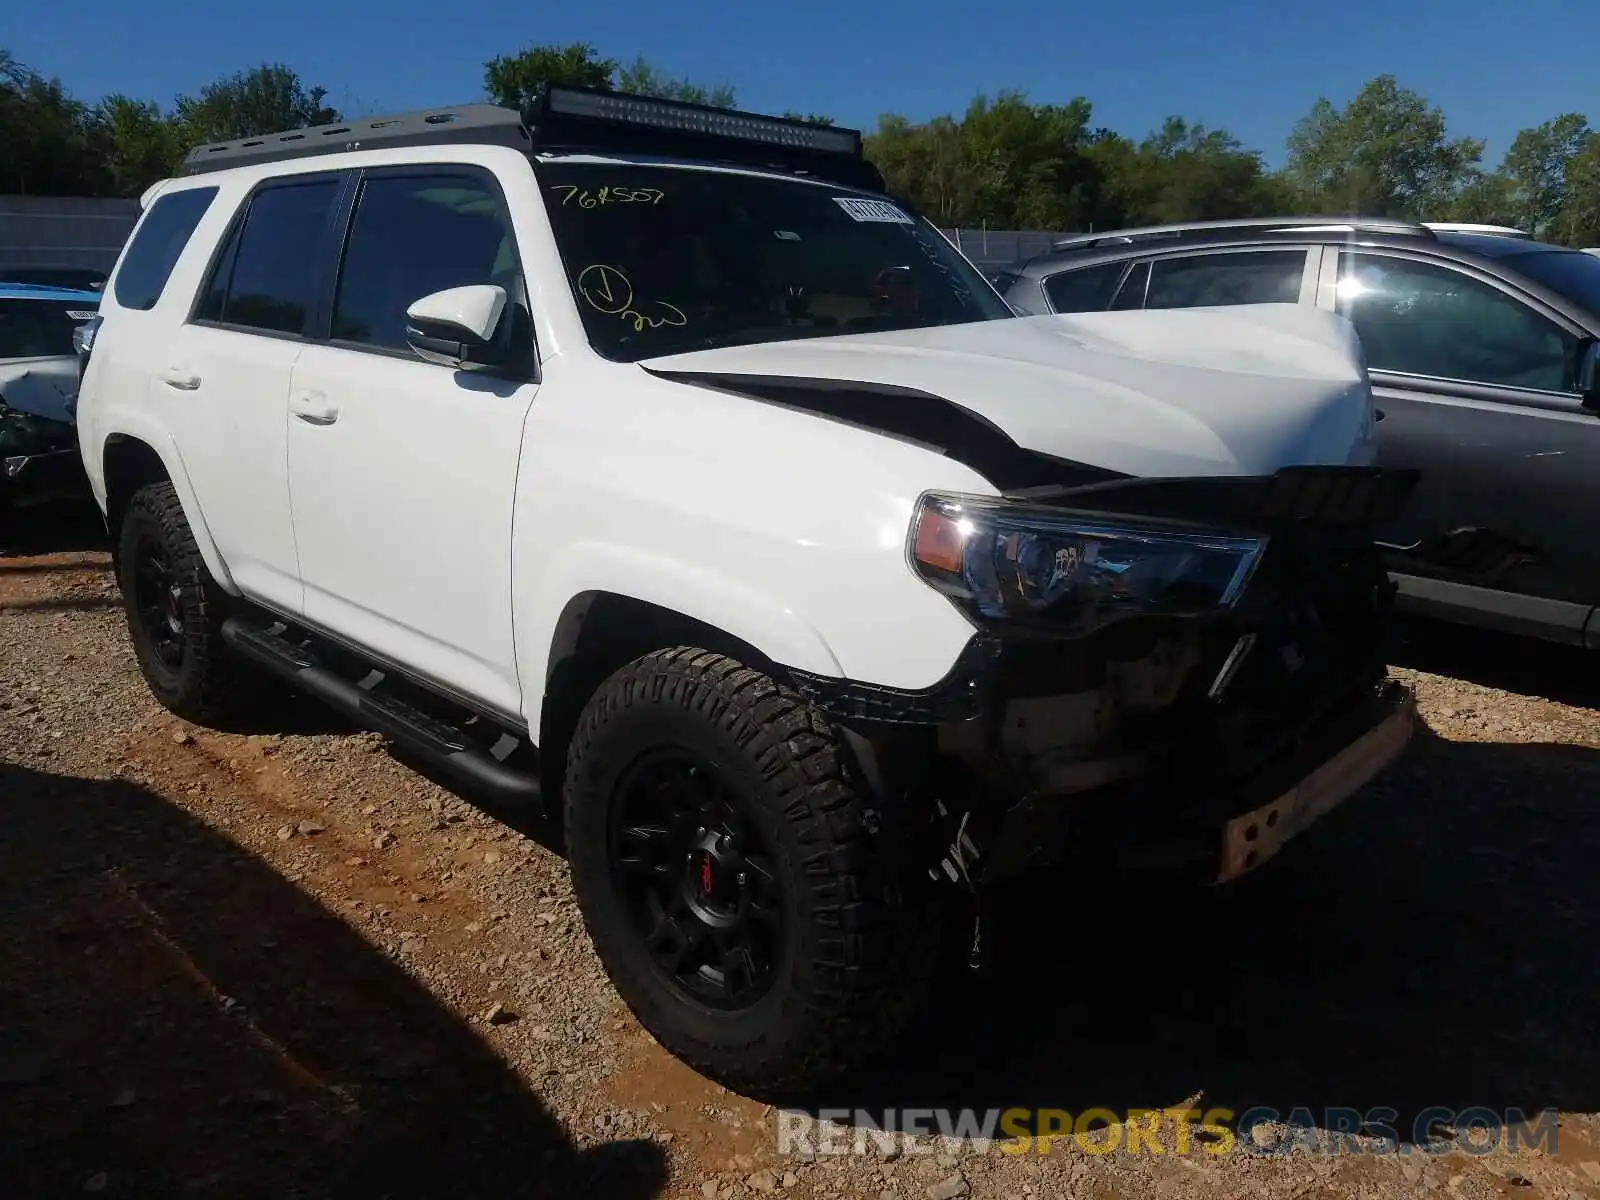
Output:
[[534, 86, 863, 158]]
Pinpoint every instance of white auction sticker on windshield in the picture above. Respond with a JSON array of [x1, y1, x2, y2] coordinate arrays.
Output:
[[833, 197, 913, 224]]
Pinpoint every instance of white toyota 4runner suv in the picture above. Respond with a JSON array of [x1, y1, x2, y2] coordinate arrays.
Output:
[[76, 86, 1418, 1095]]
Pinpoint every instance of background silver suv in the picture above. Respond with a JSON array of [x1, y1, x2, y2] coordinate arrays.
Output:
[[998, 216, 1600, 649]]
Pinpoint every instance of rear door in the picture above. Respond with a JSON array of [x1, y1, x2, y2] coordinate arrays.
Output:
[[1320, 248, 1600, 639], [158, 171, 348, 615]]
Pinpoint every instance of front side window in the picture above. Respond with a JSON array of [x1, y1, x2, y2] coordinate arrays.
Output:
[[112, 186, 218, 311], [536, 162, 1011, 361], [196, 178, 339, 335], [1143, 250, 1307, 310], [1338, 253, 1580, 392], [1043, 260, 1127, 313], [331, 173, 520, 351], [0, 298, 98, 360]]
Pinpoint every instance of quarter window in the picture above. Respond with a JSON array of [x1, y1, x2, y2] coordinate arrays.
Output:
[[112, 186, 218, 311], [196, 179, 339, 335], [1143, 250, 1307, 309], [1043, 261, 1127, 313], [1338, 254, 1579, 392], [330, 173, 519, 352]]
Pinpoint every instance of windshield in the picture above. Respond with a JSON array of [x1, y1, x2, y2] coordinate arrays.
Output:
[[0, 298, 97, 361], [535, 161, 1012, 361], [1502, 248, 1600, 318]]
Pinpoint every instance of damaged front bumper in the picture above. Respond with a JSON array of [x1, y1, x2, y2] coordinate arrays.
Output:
[[788, 466, 1422, 893], [0, 407, 85, 507]]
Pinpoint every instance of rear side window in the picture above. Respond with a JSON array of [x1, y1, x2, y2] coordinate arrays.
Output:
[[330, 172, 519, 352], [0, 299, 96, 359], [1044, 261, 1128, 312], [112, 187, 219, 311], [196, 178, 340, 336], [1144, 250, 1307, 309]]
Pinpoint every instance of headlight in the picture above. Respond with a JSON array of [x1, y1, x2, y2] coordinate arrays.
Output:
[[908, 492, 1265, 633]]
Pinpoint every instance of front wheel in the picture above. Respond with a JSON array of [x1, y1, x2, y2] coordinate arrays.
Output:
[[564, 647, 940, 1096]]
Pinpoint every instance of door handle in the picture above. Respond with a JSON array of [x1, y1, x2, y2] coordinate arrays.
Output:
[[290, 389, 339, 426], [162, 368, 201, 391]]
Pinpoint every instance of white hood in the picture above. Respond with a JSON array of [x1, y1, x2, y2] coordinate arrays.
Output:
[[0, 355, 79, 425], [639, 303, 1376, 478]]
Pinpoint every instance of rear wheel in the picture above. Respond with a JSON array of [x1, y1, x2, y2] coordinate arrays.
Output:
[[117, 482, 262, 724], [564, 646, 939, 1095]]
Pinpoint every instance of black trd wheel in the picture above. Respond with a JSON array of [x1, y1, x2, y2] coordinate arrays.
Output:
[[117, 482, 262, 724], [564, 647, 940, 1096]]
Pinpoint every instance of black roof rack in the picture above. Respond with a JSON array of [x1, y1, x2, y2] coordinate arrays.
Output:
[[1048, 215, 1436, 252], [177, 85, 883, 191], [178, 105, 531, 176]]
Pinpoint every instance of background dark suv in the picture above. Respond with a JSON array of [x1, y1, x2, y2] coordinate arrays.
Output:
[[998, 216, 1600, 648]]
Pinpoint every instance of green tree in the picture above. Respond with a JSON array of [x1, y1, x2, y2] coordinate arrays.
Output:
[[1128, 116, 1285, 223], [1552, 132, 1600, 246], [1446, 168, 1516, 225], [1284, 75, 1483, 217], [1498, 113, 1591, 236], [615, 55, 735, 107], [174, 63, 338, 144], [0, 52, 107, 194], [781, 111, 836, 127], [483, 42, 617, 109], [93, 96, 186, 196]]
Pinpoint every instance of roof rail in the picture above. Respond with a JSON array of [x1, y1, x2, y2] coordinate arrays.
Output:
[[1420, 222, 1532, 238], [1049, 215, 1435, 252], [178, 104, 532, 176]]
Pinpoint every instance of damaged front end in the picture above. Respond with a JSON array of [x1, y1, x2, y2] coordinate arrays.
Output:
[[788, 465, 1421, 906], [0, 398, 84, 508]]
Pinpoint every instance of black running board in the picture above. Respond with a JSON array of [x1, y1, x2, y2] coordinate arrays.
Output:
[[221, 616, 542, 809]]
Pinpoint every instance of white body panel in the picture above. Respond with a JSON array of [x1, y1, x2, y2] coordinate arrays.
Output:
[[157, 323, 305, 613], [76, 143, 1380, 742], [640, 303, 1376, 477], [286, 345, 535, 719]]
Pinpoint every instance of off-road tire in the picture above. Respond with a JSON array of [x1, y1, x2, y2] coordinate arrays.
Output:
[[564, 646, 941, 1097], [117, 482, 263, 725]]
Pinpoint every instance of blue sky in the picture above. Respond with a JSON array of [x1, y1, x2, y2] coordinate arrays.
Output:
[[4, 0, 1595, 168]]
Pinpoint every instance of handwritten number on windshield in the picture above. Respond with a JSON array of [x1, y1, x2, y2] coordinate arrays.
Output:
[[552, 185, 665, 208], [577, 263, 686, 333]]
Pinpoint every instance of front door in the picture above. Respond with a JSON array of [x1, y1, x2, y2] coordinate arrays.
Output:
[[1331, 249, 1600, 638], [285, 165, 537, 720]]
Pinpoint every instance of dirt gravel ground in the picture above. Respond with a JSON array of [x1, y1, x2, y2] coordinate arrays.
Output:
[[4, 503, 1600, 1200]]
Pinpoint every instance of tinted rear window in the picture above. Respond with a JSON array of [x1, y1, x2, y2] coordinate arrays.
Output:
[[1502, 248, 1600, 316], [1043, 260, 1127, 312], [197, 179, 340, 336], [0, 298, 97, 359], [113, 186, 219, 311]]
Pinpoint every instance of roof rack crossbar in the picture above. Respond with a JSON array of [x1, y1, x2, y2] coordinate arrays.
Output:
[[1048, 215, 1436, 251]]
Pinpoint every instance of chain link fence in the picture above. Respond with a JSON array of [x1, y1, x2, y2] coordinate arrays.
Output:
[[940, 228, 1069, 271], [0, 196, 140, 275]]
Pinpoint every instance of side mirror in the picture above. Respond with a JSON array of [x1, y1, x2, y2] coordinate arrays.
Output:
[[1578, 338, 1600, 410], [404, 285, 514, 373]]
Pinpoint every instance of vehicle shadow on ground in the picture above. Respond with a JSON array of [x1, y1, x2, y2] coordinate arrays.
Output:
[[0, 762, 668, 1199], [1391, 614, 1600, 711], [810, 723, 1600, 1147], [0, 498, 110, 557]]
